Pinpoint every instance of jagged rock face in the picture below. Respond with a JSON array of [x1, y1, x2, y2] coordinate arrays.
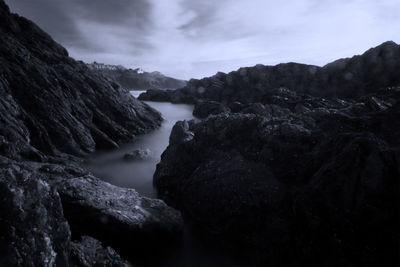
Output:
[[138, 88, 178, 102], [87, 63, 187, 91], [154, 89, 400, 266], [192, 100, 230, 118], [0, 159, 71, 267], [140, 41, 400, 104], [0, 1, 181, 265], [0, 153, 183, 266], [58, 176, 183, 265], [70, 236, 133, 267], [0, 1, 162, 160], [0, 157, 138, 267]]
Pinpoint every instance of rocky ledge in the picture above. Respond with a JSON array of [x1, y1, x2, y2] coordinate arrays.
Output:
[[0, 1, 182, 266], [154, 87, 400, 266], [0, 155, 183, 266], [58, 176, 183, 264]]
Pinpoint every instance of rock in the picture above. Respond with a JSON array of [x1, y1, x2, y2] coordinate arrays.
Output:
[[0, 1, 179, 265], [70, 236, 133, 267], [0, 0, 162, 160], [154, 98, 400, 266], [365, 96, 392, 111], [123, 148, 151, 161], [192, 100, 230, 118], [228, 101, 244, 112], [138, 89, 173, 102], [241, 102, 267, 115], [58, 176, 183, 265], [0, 164, 71, 267], [169, 121, 194, 144], [140, 42, 400, 104]]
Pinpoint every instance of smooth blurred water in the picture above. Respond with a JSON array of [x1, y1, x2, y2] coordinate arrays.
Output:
[[84, 91, 242, 266], [84, 90, 194, 198]]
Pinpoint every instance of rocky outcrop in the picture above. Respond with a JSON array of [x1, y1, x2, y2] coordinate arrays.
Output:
[[70, 236, 133, 267], [123, 148, 151, 161], [154, 87, 400, 266], [0, 1, 162, 160], [0, 1, 179, 265], [87, 62, 187, 91], [193, 100, 230, 118], [0, 154, 183, 266], [58, 176, 183, 264], [0, 158, 133, 266], [140, 41, 400, 104], [138, 88, 198, 103], [0, 161, 71, 267]]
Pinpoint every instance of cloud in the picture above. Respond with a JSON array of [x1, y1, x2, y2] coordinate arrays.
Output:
[[8, 0, 152, 52], [6, 0, 400, 80], [7, 0, 79, 46]]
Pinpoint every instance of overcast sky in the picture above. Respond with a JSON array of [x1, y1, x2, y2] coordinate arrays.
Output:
[[7, 0, 400, 80]]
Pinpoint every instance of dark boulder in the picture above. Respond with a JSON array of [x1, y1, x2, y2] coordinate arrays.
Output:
[[123, 148, 151, 161], [193, 100, 230, 118], [169, 120, 194, 144], [0, 162, 71, 267], [58, 176, 183, 265], [228, 101, 244, 112], [154, 96, 400, 265], [70, 236, 132, 267], [138, 89, 173, 102], [240, 102, 267, 115]]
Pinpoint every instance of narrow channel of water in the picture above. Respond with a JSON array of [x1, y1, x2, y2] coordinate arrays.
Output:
[[84, 90, 194, 198], [84, 91, 240, 266]]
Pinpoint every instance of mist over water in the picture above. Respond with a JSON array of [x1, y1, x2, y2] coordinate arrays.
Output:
[[84, 91, 194, 198]]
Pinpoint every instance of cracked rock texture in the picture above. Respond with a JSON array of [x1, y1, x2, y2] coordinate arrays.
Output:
[[58, 176, 183, 263], [0, 0, 180, 266], [154, 85, 400, 265], [0, 0, 162, 160]]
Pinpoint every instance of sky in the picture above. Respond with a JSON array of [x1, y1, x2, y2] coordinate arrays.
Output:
[[7, 0, 400, 80]]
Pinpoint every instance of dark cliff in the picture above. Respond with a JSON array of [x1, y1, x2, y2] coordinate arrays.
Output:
[[0, 1, 183, 266], [0, 2, 162, 160]]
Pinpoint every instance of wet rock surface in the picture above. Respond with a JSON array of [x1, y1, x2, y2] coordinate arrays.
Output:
[[155, 88, 400, 266]]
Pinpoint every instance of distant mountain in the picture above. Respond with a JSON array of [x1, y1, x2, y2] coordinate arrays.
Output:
[[87, 62, 187, 91], [139, 41, 400, 103]]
